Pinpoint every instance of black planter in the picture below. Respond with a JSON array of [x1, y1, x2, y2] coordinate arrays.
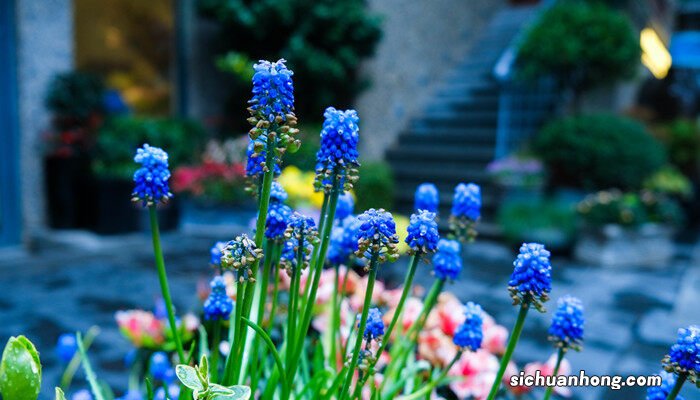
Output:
[[45, 155, 97, 229]]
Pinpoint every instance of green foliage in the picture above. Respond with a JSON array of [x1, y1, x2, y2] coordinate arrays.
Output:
[[0, 336, 42, 400], [177, 356, 252, 399], [577, 189, 683, 227], [518, 1, 638, 94], [45, 71, 105, 119], [533, 114, 666, 190], [644, 166, 693, 199], [94, 116, 206, 179], [653, 119, 700, 177], [354, 161, 395, 211], [197, 0, 382, 119], [498, 199, 577, 250]]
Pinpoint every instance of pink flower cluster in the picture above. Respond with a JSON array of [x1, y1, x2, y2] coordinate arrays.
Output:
[[115, 309, 199, 350]]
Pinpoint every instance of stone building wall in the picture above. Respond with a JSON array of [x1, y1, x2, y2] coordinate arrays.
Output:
[[16, 0, 74, 245], [356, 0, 506, 160]]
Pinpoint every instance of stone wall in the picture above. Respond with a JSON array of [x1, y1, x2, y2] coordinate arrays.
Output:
[[356, 0, 505, 160], [16, 0, 74, 245]]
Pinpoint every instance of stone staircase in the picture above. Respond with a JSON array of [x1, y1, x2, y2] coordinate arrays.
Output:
[[386, 6, 542, 229]]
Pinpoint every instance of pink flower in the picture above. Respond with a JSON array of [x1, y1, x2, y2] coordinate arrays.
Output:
[[482, 324, 508, 355], [115, 310, 165, 348], [505, 353, 572, 397], [449, 349, 500, 400]]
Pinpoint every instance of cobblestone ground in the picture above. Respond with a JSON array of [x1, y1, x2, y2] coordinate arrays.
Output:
[[0, 229, 698, 400]]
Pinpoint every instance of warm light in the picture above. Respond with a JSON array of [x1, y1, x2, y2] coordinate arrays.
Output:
[[641, 27, 671, 79]]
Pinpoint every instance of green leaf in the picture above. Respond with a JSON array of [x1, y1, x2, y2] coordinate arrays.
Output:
[[176, 365, 204, 391], [0, 336, 42, 400], [209, 385, 251, 400], [55, 388, 67, 400]]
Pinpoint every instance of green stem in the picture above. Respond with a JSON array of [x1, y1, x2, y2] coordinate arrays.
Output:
[[339, 255, 379, 400], [542, 347, 565, 400], [330, 264, 340, 367], [76, 333, 106, 400], [60, 326, 100, 391], [486, 303, 530, 400], [268, 251, 281, 329], [401, 351, 461, 400], [223, 280, 245, 385], [250, 241, 277, 392], [148, 206, 185, 364], [287, 263, 301, 369], [241, 317, 289, 397], [210, 320, 221, 383], [665, 373, 687, 400]]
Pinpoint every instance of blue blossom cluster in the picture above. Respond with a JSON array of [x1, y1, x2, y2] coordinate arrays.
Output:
[[265, 203, 292, 241], [449, 183, 481, 242], [335, 192, 355, 221], [149, 351, 173, 382], [246, 139, 282, 180], [646, 371, 685, 400], [405, 210, 440, 255], [360, 307, 385, 341], [548, 295, 585, 351], [432, 239, 462, 281], [663, 325, 700, 383], [270, 181, 289, 204], [209, 241, 226, 267], [508, 243, 552, 312], [280, 212, 319, 271], [249, 59, 295, 123], [453, 302, 483, 352], [131, 144, 172, 207], [203, 276, 234, 321], [314, 107, 360, 192], [71, 390, 93, 400], [327, 216, 362, 266], [155, 385, 180, 400], [221, 234, 263, 281], [414, 183, 439, 213], [55, 333, 77, 364], [356, 209, 400, 265]]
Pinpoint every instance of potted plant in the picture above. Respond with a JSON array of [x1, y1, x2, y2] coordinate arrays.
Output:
[[92, 116, 205, 233], [487, 154, 545, 205], [172, 138, 256, 230], [43, 71, 105, 229], [574, 189, 683, 267]]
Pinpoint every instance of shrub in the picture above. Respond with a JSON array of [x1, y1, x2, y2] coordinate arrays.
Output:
[[577, 189, 683, 227], [498, 198, 577, 250], [533, 114, 666, 190], [354, 161, 395, 211], [45, 71, 105, 120], [197, 0, 382, 119], [93, 116, 206, 179], [517, 1, 638, 99], [653, 119, 700, 178]]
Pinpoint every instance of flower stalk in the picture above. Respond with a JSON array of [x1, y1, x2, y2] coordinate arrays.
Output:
[[542, 347, 566, 400], [665, 373, 687, 400], [486, 302, 530, 400]]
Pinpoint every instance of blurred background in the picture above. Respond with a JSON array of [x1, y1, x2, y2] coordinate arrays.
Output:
[[0, 0, 699, 399]]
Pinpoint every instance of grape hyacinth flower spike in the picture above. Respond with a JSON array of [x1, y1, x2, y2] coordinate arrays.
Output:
[[405, 210, 440, 256], [415, 183, 439, 213], [327, 215, 362, 266], [56, 333, 78, 364], [203, 277, 234, 321], [220, 234, 263, 283], [453, 302, 484, 352], [131, 144, 172, 207], [543, 296, 584, 400], [209, 241, 226, 269], [508, 242, 553, 312], [356, 308, 385, 376], [449, 182, 481, 242], [662, 325, 700, 398], [269, 181, 288, 204], [314, 107, 361, 193], [433, 239, 463, 281], [280, 212, 319, 273], [335, 192, 355, 221], [265, 202, 292, 243], [647, 371, 686, 400]]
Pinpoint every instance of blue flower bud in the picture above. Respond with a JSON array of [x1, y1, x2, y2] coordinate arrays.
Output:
[[246, 139, 282, 179], [221, 235, 263, 282], [508, 243, 552, 312], [548, 296, 584, 351], [449, 183, 481, 242], [280, 212, 319, 271], [663, 325, 700, 382], [405, 210, 439, 255], [132, 144, 172, 207], [359, 307, 384, 340], [314, 107, 360, 192], [265, 203, 292, 241], [203, 277, 233, 321], [209, 241, 227, 267], [149, 352, 172, 382], [356, 209, 399, 264], [270, 181, 288, 204], [453, 302, 483, 352], [249, 59, 294, 123], [415, 183, 439, 213], [647, 371, 685, 400], [56, 333, 77, 364], [335, 192, 355, 221], [327, 216, 362, 266], [433, 239, 462, 281]]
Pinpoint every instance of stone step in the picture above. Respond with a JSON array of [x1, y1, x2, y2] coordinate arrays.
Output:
[[400, 128, 497, 145], [391, 162, 490, 183], [386, 143, 495, 163], [426, 95, 500, 113], [411, 111, 499, 129]]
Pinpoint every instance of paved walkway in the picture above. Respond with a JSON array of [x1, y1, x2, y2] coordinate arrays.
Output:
[[0, 229, 698, 399]]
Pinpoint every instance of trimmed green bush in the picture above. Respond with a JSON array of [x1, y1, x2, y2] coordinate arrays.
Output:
[[518, 1, 638, 97], [533, 114, 666, 190], [354, 161, 395, 211], [45, 71, 104, 119]]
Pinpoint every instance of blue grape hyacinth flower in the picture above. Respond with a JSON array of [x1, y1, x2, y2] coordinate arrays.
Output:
[[663, 325, 700, 384], [335, 192, 355, 221], [280, 212, 319, 271], [132, 144, 172, 207], [265, 202, 292, 241], [359, 307, 385, 341], [209, 241, 226, 267], [548, 295, 585, 351], [249, 59, 295, 123], [269, 181, 288, 204], [221, 234, 263, 281], [314, 107, 361, 192], [508, 243, 552, 312], [327, 216, 362, 266], [647, 371, 685, 400], [56, 333, 77, 364], [453, 302, 483, 352], [203, 276, 233, 321], [356, 209, 400, 265], [415, 183, 439, 213], [405, 210, 439, 255], [246, 139, 282, 179], [149, 352, 172, 382], [449, 182, 481, 242], [155, 385, 179, 400], [433, 239, 462, 281]]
